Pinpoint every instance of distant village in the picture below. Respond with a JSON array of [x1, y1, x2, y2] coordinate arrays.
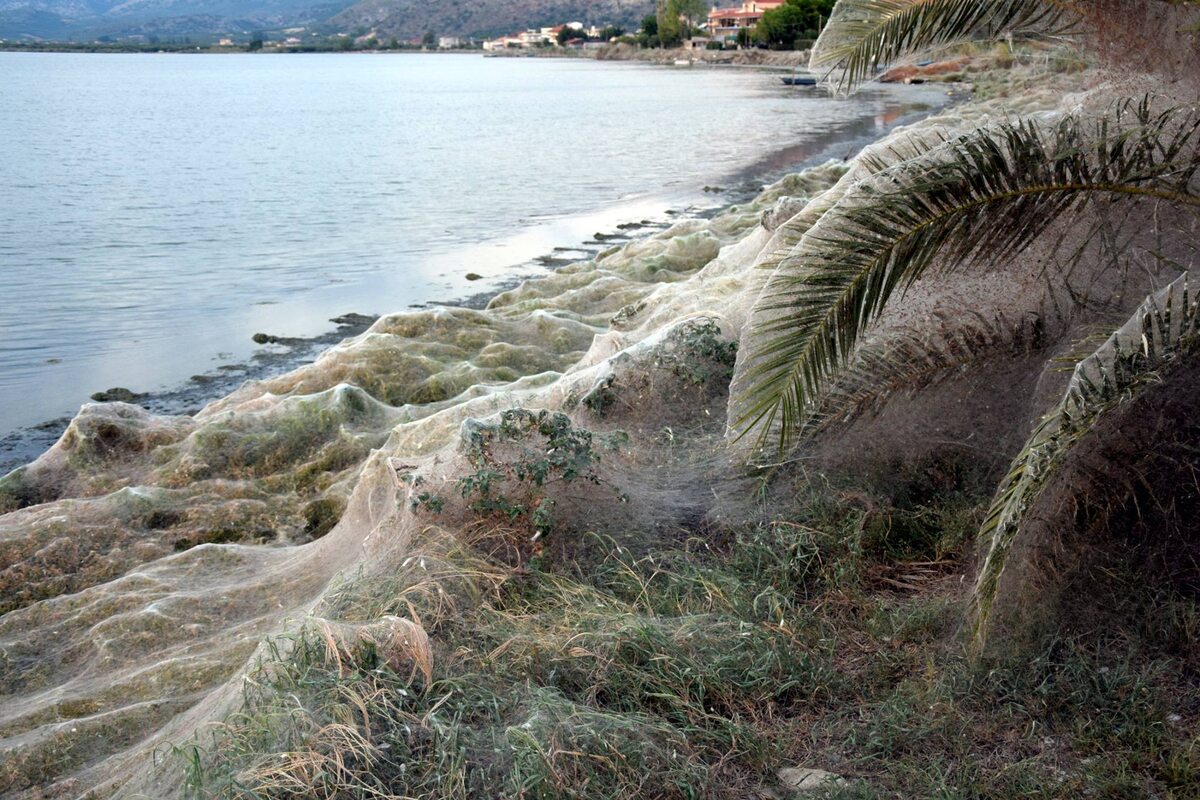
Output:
[[0, 0, 824, 53], [479, 1, 813, 52], [479, 22, 614, 53]]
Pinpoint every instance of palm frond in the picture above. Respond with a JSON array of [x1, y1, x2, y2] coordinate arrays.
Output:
[[968, 274, 1200, 652], [731, 99, 1200, 457], [753, 126, 957, 273], [810, 0, 1080, 94], [800, 311, 1047, 438]]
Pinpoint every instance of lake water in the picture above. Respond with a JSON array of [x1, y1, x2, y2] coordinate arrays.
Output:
[[0, 52, 943, 465]]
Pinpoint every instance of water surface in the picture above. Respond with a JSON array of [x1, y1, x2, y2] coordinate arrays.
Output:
[[0, 52, 944, 461]]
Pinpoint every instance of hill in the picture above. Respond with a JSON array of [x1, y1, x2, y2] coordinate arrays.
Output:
[[328, 0, 653, 40], [0, 0, 653, 41]]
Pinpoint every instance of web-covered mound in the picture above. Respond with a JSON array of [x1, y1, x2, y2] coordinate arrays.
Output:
[[0, 163, 840, 798], [0, 63, 1117, 797]]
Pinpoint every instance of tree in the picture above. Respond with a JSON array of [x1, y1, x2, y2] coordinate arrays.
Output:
[[676, 0, 708, 32], [657, 0, 706, 46], [756, 0, 835, 49], [656, 0, 684, 46], [729, 0, 1200, 653], [599, 25, 625, 40], [421, 31, 435, 48], [639, 13, 661, 46], [247, 30, 264, 51], [735, 26, 754, 48]]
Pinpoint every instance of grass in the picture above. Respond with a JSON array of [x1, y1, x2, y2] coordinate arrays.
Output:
[[177, 466, 1200, 799]]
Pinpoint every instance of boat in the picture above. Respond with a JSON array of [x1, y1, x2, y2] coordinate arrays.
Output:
[[781, 67, 818, 86]]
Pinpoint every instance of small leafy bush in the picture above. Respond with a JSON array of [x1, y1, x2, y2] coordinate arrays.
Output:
[[414, 409, 627, 539]]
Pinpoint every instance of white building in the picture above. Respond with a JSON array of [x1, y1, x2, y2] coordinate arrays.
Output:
[[437, 36, 462, 49], [483, 34, 524, 51]]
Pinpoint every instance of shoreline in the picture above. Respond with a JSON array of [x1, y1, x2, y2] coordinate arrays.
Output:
[[0, 53, 1141, 799], [0, 78, 952, 475], [0, 45, 812, 68]]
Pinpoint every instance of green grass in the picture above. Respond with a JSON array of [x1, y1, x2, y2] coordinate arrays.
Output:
[[177, 468, 1200, 799]]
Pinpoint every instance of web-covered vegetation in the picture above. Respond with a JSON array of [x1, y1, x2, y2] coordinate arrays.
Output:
[[2, 3, 1200, 797]]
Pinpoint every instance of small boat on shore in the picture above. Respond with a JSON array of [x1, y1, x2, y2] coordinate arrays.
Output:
[[781, 75, 818, 86]]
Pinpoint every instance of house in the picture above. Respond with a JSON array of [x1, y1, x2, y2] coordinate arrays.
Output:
[[707, 0, 788, 42], [484, 32, 534, 50], [438, 36, 462, 49], [216, 38, 234, 47], [518, 29, 548, 46]]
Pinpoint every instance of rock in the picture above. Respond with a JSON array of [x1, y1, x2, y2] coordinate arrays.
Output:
[[89, 387, 143, 403], [329, 312, 377, 327], [464, 273, 484, 281], [777, 767, 844, 794], [251, 332, 304, 346]]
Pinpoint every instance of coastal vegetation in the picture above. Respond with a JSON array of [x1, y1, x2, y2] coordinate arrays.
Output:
[[1, 1, 1199, 798]]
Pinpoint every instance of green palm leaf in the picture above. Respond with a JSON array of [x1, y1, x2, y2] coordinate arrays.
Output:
[[968, 274, 1200, 652], [730, 99, 1200, 457], [810, 0, 1080, 93]]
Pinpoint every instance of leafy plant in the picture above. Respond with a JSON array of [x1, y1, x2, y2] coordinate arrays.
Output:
[[809, 0, 1080, 93], [733, 98, 1200, 454], [413, 410, 627, 540], [658, 319, 739, 386], [969, 276, 1200, 651]]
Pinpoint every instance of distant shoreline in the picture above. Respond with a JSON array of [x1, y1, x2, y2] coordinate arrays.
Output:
[[0, 42, 811, 68]]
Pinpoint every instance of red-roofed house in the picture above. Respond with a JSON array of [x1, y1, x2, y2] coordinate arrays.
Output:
[[708, 0, 788, 42]]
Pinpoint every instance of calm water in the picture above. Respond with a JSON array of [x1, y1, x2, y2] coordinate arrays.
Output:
[[0, 52, 942, 453]]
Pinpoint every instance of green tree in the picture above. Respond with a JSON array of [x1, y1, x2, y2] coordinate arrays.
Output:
[[657, 0, 706, 46], [656, 0, 683, 46], [756, 0, 835, 49], [421, 31, 435, 47], [641, 13, 659, 37], [676, 0, 707, 32]]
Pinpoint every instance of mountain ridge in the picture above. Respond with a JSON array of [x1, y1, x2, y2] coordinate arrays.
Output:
[[329, 0, 653, 40], [0, 0, 654, 40]]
